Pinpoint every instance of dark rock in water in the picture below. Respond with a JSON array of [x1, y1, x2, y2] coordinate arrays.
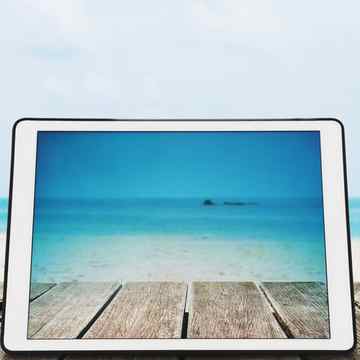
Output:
[[203, 199, 258, 206], [224, 201, 246, 206], [223, 201, 258, 206]]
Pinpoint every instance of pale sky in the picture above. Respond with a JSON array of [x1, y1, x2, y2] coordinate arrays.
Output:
[[0, 1, 359, 196]]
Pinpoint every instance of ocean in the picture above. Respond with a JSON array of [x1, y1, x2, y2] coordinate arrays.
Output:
[[0, 197, 359, 283]]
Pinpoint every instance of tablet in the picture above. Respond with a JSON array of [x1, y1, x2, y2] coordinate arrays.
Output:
[[2, 118, 354, 354]]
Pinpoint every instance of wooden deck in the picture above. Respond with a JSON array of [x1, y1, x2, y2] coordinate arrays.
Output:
[[26, 281, 329, 340], [0, 281, 358, 359]]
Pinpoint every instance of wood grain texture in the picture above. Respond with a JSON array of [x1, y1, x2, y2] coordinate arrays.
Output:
[[261, 282, 329, 339], [66, 354, 178, 360], [84, 282, 187, 339], [0, 282, 55, 303], [309, 307, 360, 359], [0, 330, 59, 360], [188, 282, 286, 339], [0, 282, 54, 309], [30, 283, 56, 301], [353, 307, 360, 359], [0, 283, 55, 320], [304, 307, 359, 359], [0, 281, 356, 358], [0, 352, 58, 360], [186, 356, 301, 360], [354, 283, 360, 308], [28, 282, 120, 339]]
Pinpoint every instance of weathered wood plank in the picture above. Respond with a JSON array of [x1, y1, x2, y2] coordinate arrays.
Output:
[[353, 283, 360, 294], [186, 356, 301, 360], [1, 281, 358, 359], [0, 283, 55, 321], [305, 305, 360, 360], [66, 354, 178, 360], [354, 306, 360, 359], [67, 355, 299, 360], [354, 283, 360, 307], [28, 282, 120, 339], [0, 330, 59, 360], [0, 328, 174, 359], [30, 283, 56, 301], [188, 282, 286, 339], [0, 282, 55, 305], [304, 349, 352, 359], [304, 350, 352, 360], [84, 282, 187, 339], [261, 282, 329, 339], [0, 351, 58, 360]]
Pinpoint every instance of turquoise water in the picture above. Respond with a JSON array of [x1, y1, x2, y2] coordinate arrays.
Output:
[[0, 197, 352, 236], [0, 198, 7, 231], [1, 197, 359, 282], [351, 198, 360, 237], [30, 197, 326, 282]]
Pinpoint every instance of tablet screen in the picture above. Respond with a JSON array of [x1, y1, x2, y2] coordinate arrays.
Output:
[[27, 131, 329, 340]]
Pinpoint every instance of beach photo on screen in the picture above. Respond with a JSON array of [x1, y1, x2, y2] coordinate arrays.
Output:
[[27, 131, 329, 340]]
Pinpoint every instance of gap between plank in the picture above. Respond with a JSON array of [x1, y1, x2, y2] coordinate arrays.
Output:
[[256, 282, 295, 339], [181, 312, 189, 339], [30, 283, 57, 302], [181, 283, 189, 339], [77, 283, 122, 339]]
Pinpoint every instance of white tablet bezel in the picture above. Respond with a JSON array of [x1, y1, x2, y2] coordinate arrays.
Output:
[[2, 119, 354, 353]]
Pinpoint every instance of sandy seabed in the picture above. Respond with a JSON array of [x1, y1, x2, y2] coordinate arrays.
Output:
[[0, 232, 5, 280], [351, 238, 360, 281], [0, 232, 359, 282]]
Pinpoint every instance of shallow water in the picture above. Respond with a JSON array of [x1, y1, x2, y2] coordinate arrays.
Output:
[[1, 197, 359, 282], [350, 198, 360, 238], [29, 197, 326, 282]]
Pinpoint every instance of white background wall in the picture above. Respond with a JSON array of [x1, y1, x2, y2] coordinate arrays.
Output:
[[0, 1, 359, 196]]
